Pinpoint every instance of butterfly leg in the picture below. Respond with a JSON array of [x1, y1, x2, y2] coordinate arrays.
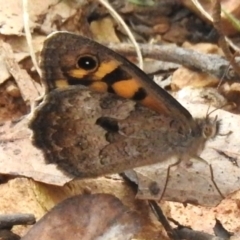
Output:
[[160, 158, 182, 201], [194, 156, 224, 199]]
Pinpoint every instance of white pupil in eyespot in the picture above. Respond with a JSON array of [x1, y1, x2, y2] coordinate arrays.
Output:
[[77, 56, 97, 70]]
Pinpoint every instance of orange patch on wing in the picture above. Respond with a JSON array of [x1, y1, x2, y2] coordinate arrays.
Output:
[[93, 61, 121, 80], [112, 79, 140, 99], [68, 69, 88, 79], [90, 81, 108, 92], [55, 79, 69, 88], [141, 95, 170, 115]]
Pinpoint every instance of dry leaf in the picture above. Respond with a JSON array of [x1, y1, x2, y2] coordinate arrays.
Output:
[[1, 40, 42, 101], [0, 177, 167, 239], [40, 1, 78, 34], [6, 35, 46, 59], [171, 66, 219, 90], [0, 117, 72, 185], [0, 46, 11, 84], [0, 82, 28, 121], [90, 17, 120, 43], [183, 42, 224, 55], [0, 0, 59, 35], [22, 194, 141, 240]]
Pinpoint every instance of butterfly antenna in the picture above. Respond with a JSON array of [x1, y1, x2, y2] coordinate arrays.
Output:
[[207, 102, 230, 119], [206, 103, 219, 121], [205, 61, 232, 119]]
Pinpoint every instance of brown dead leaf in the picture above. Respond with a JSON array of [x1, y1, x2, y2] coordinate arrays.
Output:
[[174, 87, 229, 110], [22, 194, 141, 240], [0, 0, 24, 35], [90, 17, 120, 43], [171, 27, 224, 89], [0, 0, 59, 35], [169, 190, 240, 237], [0, 178, 46, 236], [0, 177, 167, 239], [221, 82, 240, 113], [40, 1, 78, 34], [6, 35, 46, 58], [0, 35, 45, 86], [183, 42, 224, 55], [171, 66, 219, 90], [0, 47, 11, 84], [163, 23, 189, 44], [0, 117, 72, 185], [0, 81, 28, 121], [1, 40, 41, 102]]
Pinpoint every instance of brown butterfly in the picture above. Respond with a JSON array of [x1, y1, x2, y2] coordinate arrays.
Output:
[[29, 31, 223, 199]]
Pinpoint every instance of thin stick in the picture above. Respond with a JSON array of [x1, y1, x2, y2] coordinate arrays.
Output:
[[22, 0, 42, 79], [212, 0, 240, 79], [149, 200, 180, 240], [191, 0, 212, 21], [108, 42, 236, 81], [0, 214, 35, 229], [192, 0, 240, 78], [97, 0, 143, 69]]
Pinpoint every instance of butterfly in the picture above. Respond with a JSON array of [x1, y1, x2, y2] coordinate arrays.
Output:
[[29, 31, 223, 199]]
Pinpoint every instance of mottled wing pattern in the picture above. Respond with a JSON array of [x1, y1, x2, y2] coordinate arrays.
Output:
[[40, 32, 195, 130]]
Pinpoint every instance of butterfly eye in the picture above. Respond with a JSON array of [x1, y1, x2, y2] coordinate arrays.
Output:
[[203, 125, 212, 138], [76, 55, 99, 71], [202, 121, 218, 139]]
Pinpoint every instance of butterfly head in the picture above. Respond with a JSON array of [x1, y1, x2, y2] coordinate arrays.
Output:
[[200, 115, 220, 140]]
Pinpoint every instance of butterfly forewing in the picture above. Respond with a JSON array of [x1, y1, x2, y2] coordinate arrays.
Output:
[[40, 32, 195, 131]]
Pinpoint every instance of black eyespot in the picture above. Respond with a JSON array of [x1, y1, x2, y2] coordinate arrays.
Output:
[[76, 55, 98, 71]]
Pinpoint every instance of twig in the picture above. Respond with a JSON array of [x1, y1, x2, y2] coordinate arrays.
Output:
[[108, 42, 238, 81], [191, 0, 240, 79], [97, 0, 143, 69], [0, 214, 35, 229], [191, 0, 212, 21], [211, 0, 240, 79], [149, 200, 180, 240], [22, 0, 42, 79]]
